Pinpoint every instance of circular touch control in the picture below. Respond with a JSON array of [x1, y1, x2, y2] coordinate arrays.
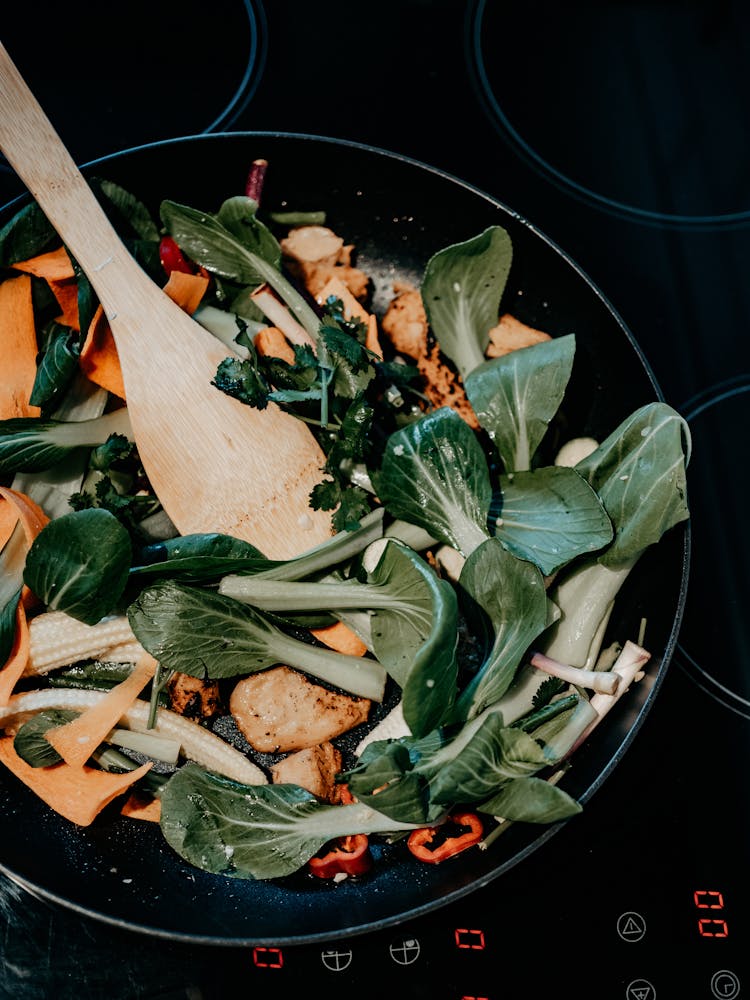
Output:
[[677, 378, 750, 719], [468, 0, 750, 229]]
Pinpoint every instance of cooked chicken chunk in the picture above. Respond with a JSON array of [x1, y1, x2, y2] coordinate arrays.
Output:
[[280, 225, 370, 301], [486, 313, 552, 357], [167, 672, 222, 721], [270, 741, 344, 803], [229, 666, 371, 753], [380, 281, 479, 428]]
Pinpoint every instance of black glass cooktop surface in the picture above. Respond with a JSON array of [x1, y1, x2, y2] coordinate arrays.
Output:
[[1, 2, 747, 998]]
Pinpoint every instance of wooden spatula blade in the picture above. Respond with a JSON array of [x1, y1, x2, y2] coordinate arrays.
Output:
[[0, 41, 334, 559]]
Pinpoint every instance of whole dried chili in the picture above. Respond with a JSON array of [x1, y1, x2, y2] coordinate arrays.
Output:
[[307, 833, 372, 879], [406, 811, 484, 864]]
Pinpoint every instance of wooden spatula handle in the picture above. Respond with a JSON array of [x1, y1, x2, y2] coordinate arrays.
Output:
[[0, 43, 140, 299]]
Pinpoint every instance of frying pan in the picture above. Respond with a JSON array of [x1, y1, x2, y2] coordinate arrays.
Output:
[[0, 132, 690, 945]]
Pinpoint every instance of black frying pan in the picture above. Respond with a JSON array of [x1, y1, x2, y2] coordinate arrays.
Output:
[[0, 132, 690, 945]]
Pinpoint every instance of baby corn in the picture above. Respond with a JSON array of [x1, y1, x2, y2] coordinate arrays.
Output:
[[26, 611, 143, 676]]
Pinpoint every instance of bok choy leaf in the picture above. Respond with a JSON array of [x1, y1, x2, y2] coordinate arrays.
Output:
[[376, 407, 492, 557], [159, 764, 418, 879], [421, 225, 513, 378], [542, 401, 690, 667], [128, 579, 387, 701], [465, 334, 576, 471]]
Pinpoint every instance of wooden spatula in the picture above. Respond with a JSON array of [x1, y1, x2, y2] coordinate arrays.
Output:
[[0, 42, 333, 559]]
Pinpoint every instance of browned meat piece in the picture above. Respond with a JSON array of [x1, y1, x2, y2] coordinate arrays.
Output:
[[380, 282, 479, 428], [270, 741, 344, 803], [486, 313, 552, 357], [280, 225, 370, 301], [229, 666, 371, 753], [380, 281, 427, 359], [167, 673, 222, 720]]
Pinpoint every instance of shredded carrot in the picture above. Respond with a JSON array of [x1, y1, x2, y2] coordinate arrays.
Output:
[[366, 313, 383, 358], [0, 487, 50, 706], [0, 737, 152, 826], [0, 485, 50, 547], [121, 791, 162, 823], [311, 620, 368, 657], [254, 325, 296, 364], [162, 270, 210, 315], [12, 247, 79, 329], [47, 652, 158, 768], [0, 604, 29, 707], [0, 273, 41, 419], [79, 304, 126, 399]]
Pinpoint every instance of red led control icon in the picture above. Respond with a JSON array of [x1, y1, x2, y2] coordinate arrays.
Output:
[[455, 928, 486, 950], [694, 890, 729, 938], [252, 946, 284, 968]]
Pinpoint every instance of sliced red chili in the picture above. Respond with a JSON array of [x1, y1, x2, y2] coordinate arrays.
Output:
[[159, 235, 198, 276], [308, 833, 372, 879], [407, 811, 484, 864]]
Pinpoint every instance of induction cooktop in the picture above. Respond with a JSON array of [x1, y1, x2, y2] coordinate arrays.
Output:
[[1, 2, 748, 998]]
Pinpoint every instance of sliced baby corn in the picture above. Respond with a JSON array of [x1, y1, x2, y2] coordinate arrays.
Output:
[[0, 688, 267, 785], [26, 611, 142, 676]]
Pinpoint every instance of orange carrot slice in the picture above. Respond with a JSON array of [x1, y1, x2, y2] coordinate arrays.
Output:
[[0, 485, 49, 548], [0, 487, 50, 706], [163, 270, 210, 315], [79, 305, 126, 399], [121, 792, 162, 823], [0, 737, 152, 827], [311, 620, 368, 657], [0, 273, 40, 419], [12, 247, 79, 329], [47, 653, 158, 768], [254, 325, 296, 364]]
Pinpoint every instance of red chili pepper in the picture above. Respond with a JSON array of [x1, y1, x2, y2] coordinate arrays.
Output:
[[159, 235, 198, 276], [406, 811, 484, 864], [308, 834, 372, 879]]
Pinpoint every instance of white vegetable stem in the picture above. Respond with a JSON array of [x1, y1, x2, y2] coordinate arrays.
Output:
[[250, 284, 316, 348], [530, 651, 620, 695], [565, 640, 651, 757]]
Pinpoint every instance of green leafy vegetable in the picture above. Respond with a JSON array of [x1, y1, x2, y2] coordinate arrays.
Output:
[[0, 408, 132, 474], [376, 407, 492, 556], [421, 225, 513, 378], [465, 334, 576, 471], [128, 579, 387, 701], [543, 402, 691, 668], [494, 466, 613, 575], [159, 763, 416, 879], [453, 538, 548, 721], [23, 509, 132, 625], [13, 709, 78, 767], [220, 537, 459, 736]]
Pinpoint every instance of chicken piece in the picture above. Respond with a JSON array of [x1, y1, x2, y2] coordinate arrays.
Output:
[[167, 672, 222, 721], [270, 741, 344, 803], [486, 313, 552, 357], [380, 281, 427, 359], [229, 666, 371, 753], [281, 225, 370, 302], [280, 225, 345, 266], [380, 282, 479, 428]]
